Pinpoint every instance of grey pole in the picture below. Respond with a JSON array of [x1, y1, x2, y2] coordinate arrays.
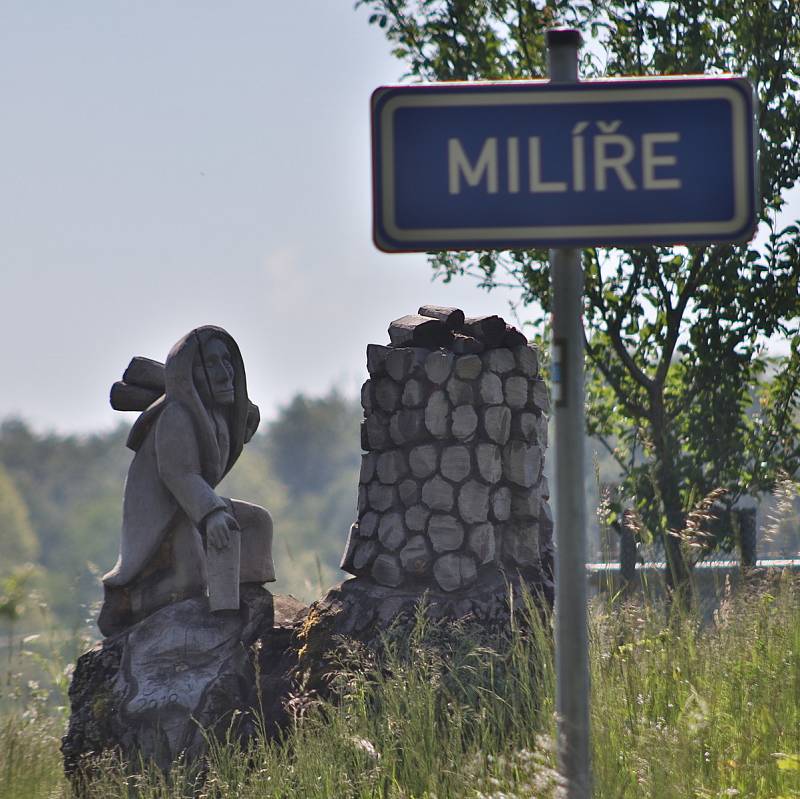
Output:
[[547, 28, 591, 799]]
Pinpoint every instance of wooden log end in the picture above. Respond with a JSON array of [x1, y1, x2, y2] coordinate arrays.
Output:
[[463, 315, 507, 345], [502, 325, 528, 348], [417, 305, 466, 330], [388, 314, 453, 349], [451, 334, 485, 354], [110, 381, 162, 412], [122, 356, 166, 392], [367, 344, 391, 376]]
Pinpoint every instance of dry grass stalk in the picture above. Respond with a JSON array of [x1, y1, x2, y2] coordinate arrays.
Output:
[[669, 487, 728, 564]]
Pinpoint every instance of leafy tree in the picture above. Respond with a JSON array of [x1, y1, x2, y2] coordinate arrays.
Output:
[[218, 445, 348, 599], [0, 420, 130, 570], [0, 564, 39, 676], [0, 463, 39, 571], [0, 420, 131, 623], [358, 0, 800, 591], [265, 390, 362, 498], [0, 393, 364, 617]]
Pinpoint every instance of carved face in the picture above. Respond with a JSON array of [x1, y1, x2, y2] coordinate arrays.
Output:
[[193, 337, 235, 406]]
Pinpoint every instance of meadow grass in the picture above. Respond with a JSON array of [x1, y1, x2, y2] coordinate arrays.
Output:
[[1, 575, 798, 798], [0, 691, 66, 799]]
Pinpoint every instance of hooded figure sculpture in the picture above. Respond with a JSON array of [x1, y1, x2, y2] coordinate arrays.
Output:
[[98, 326, 274, 637]]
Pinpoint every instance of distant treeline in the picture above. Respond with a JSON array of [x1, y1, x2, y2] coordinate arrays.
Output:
[[0, 391, 362, 628], [1, 388, 796, 633]]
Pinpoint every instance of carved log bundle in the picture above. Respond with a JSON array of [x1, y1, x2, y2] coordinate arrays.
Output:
[[110, 357, 166, 411], [123, 356, 166, 391], [109, 382, 162, 412]]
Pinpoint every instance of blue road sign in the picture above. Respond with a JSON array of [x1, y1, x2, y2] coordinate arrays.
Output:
[[371, 77, 756, 252]]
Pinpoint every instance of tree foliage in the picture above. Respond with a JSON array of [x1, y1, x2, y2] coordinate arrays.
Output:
[[0, 463, 39, 571], [358, 0, 800, 584], [265, 390, 362, 498], [0, 392, 363, 625]]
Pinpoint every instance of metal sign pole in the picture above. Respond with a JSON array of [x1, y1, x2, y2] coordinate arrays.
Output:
[[547, 28, 591, 799]]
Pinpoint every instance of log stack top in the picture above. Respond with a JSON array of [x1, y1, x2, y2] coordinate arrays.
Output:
[[387, 307, 527, 353]]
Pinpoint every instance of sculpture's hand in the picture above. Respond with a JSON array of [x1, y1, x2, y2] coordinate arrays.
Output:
[[205, 509, 240, 550]]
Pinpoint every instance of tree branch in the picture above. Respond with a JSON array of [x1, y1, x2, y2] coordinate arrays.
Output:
[[512, 0, 536, 76], [380, 1, 432, 77], [607, 318, 654, 393], [584, 331, 649, 420], [655, 245, 713, 386], [590, 252, 655, 393], [645, 247, 673, 313]]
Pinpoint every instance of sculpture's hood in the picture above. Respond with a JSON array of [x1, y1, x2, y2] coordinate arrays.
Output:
[[126, 325, 249, 481]]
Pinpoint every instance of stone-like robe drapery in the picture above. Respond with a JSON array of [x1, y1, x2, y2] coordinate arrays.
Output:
[[98, 327, 273, 637]]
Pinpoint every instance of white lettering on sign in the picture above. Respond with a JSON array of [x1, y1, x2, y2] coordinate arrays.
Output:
[[642, 132, 682, 189], [447, 125, 682, 194], [529, 137, 568, 192], [571, 122, 589, 192], [448, 137, 498, 194], [507, 137, 520, 193], [594, 120, 636, 191]]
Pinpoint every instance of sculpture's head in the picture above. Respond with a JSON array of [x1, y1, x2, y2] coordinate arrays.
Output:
[[126, 325, 254, 472], [193, 336, 235, 407], [158, 327, 245, 418]]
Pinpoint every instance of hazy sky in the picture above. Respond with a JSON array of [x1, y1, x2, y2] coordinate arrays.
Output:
[[0, 1, 524, 432], [2, 3, 797, 433]]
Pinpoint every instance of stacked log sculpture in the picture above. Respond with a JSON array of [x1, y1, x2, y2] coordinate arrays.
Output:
[[340, 306, 552, 595]]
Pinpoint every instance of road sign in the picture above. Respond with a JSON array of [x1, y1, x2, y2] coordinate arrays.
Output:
[[371, 76, 756, 252]]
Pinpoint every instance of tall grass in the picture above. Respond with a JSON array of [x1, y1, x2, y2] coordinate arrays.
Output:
[[0, 688, 66, 799], [1, 576, 798, 798], [592, 575, 800, 798]]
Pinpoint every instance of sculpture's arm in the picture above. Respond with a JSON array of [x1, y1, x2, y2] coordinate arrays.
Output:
[[155, 403, 227, 528]]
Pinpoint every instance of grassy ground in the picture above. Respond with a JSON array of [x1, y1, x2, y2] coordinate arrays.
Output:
[[1, 575, 798, 798]]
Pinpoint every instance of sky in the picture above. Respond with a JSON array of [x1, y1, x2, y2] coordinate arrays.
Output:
[[1, 3, 797, 433], [0, 1, 524, 433]]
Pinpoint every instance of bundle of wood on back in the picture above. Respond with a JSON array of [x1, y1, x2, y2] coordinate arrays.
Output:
[[110, 357, 166, 411]]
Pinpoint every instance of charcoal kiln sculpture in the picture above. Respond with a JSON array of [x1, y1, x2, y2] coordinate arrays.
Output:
[[341, 307, 552, 593], [297, 307, 553, 680]]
